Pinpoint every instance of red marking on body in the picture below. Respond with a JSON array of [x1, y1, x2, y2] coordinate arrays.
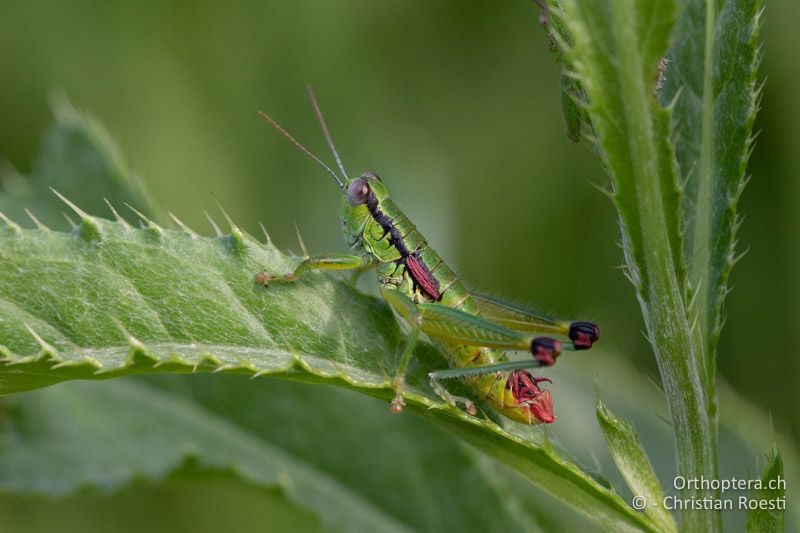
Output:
[[406, 255, 441, 300], [507, 370, 555, 424]]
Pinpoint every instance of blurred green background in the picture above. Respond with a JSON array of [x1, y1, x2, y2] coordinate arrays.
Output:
[[0, 0, 797, 530]]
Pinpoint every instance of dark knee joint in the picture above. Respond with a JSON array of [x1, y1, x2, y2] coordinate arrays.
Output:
[[569, 321, 599, 349], [531, 337, 562, 366]]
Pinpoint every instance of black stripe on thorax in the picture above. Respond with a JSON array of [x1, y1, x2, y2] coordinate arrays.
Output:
[[367, 192, 443, 301], [367, 192, 410, 257]]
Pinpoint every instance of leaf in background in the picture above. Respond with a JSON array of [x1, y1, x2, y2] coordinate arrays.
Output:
[[596, 398, 676, 533], [660, 0, 763, 382], [0, 105, 654, 530], [745, 448, 784, 532], [0, 376, 536, 533], [0, 97, 159, 229], [535, 1, 590, 144]]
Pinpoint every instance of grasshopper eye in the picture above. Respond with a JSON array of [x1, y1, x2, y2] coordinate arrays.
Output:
[[347, 178, 371, 206]]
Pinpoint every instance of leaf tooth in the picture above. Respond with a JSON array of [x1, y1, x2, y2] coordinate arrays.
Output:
[[546, 24, 570, 52], [83, 355, 103, 369], [754, 76, 766, 103], [213, 199, 248, 256], [581, 131, 599, 146], [689, 313, 699, 336], [124, 202, 163, 237], [111, 318, 147, 351], [204, 212, 223, 237], [687, 281, 701, 311], [62, 212, 78, 229], [665, 85, 684, 111], [213, 197, 238, 231], [752, 49, 764, 78], [49, 188, 88, 219], [251, 368, 272, 378], [234, 355, 258, 374], [589, 180, 614, 200], [731, 247, 749, 267], [746, 136, 760, 163], [24, 209, 50, 230], [620, 265, 640, 289], [0, 211, 21, 232], [0, 344, 11, 363], [294, 223, 309, 257], [193, 351, 222, 372], [546, 2, 565, 21], [168, 212, 199, 238], [51, 354, 101, 370], [103, 198, 133, 228], [159, 352, 191, 369], [733, 211, 746, 234], [755, 5, 766, 31], [212, 363, 236, 373], [24, 323, 58, 361], [258, 221, 274, 246], [224, 226, 247, 257], [680, 160, 697, 191], [51, 189, 103, 242], [561, 69, 583, 83]]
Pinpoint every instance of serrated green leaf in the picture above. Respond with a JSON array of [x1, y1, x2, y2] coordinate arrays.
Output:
[[0, 97, 159, 230], [596, 398, 676, 533], [661, 0, 762, 385], [745, 448, 784, 533], [0, 106, 655, 531], [0, 213, 652, 531]]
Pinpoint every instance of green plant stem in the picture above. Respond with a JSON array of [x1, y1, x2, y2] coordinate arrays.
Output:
[[555, 1, 721, 530]]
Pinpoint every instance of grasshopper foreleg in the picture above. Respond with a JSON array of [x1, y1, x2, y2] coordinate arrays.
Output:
[[256, 254, 373, 285]]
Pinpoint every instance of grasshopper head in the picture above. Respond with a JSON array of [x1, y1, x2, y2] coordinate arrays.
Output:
[[341, 171, 389, 247]]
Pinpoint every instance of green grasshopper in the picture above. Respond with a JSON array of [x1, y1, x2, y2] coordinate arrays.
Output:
[[256, 87, 599, 425]]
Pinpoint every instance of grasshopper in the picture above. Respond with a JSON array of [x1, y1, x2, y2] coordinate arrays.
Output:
[[256, 87, 599, 425]]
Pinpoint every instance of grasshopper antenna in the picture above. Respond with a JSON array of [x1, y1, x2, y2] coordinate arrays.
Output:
[[257, 110, 344, 188], [306, 84, 348, 183]]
